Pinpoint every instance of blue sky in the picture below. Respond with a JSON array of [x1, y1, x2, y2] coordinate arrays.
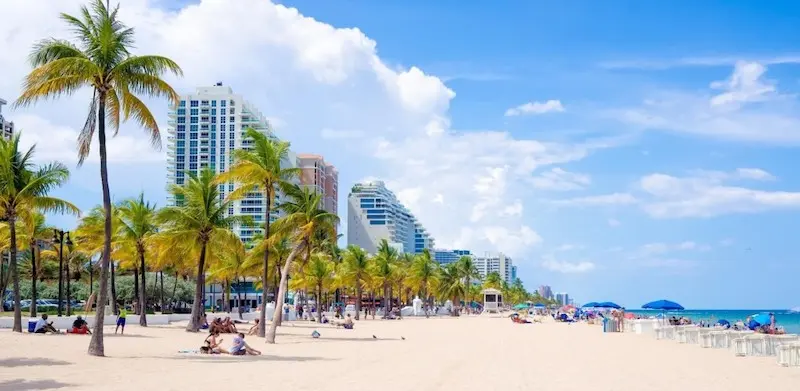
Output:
[[2, 0, 800, 309]]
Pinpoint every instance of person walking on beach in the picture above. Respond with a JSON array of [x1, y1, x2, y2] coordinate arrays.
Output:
[[115, 307, 127, 334]]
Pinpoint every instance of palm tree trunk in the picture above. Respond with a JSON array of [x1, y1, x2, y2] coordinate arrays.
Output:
[[236, 275, 243, 320], [0, 251, 8, 313], [258, 194, 271, 337], [30, 244, 37, 318], [187, 241, 208, 332], [133, 266, 139, 314], [66, 258, 71, 316], [89, 94, 112, 356], [159, 270, 165, 313], [110, 259, 118, 314], [138, 248, 147, 326], [316, 283, 322, 323], [354, 281, 362, 320], [169, 271, 179, 311], [266, 240, 306, 344], [9, 215, 22, 332]]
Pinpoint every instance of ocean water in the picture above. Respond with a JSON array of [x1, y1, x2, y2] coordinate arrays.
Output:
[[627, 309, 800, 334]]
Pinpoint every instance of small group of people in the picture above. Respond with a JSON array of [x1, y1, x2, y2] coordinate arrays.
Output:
[[31, 314, 92, 334], [510, 313, 531, 324], [202, 330, 261, 356], [209, 316, 239, 334]]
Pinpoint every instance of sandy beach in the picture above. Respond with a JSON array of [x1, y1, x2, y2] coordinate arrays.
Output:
[[2, 316, 799, 391]]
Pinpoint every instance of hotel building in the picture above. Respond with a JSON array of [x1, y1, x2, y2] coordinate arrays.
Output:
[[432, 249, 472, 265], [347, 180, 435, 254], [166, 84, 297, 242], [297, 153, 338, 216], [474, 252, 515, 284], [0, 98, 14, 140]]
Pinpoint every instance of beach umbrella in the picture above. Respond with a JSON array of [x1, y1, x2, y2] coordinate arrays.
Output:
[[717, 319, 730, 328], [751, 312, 771, 326], [642, 300, 684, 311], [582, 302, 599, 308], [595, 302, 621, 309], [513, 303, 528, 310], [533, 303, 546, 308]]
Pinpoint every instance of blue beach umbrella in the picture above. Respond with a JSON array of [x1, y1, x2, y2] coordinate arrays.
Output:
[[751, 312, 772, 326], [582, 302, 599, 308], [717, 319, 730, 328], [596, 302, 622, 309], [533, 303, 546, 308], [642, 300, 684, 311]]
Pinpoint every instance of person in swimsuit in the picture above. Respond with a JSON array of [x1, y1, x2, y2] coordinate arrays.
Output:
[[204, 330, 229, 354]]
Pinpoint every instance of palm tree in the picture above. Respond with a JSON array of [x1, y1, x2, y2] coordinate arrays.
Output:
[[266, 185, 338, 344], [116, 193, 158, 326], [217, 127, 298, 337], [74, 204, 121, 313], [304, 252, 334, 322], [18, 213, 52, 318], [158, 169, 248, 332], [456, 255, 480, 289], [16, 0, 182, 356], [438, 263, 466, 316], [483, 271, 503, 290], [371, 239, 398, 318], [408, 249, 439, 317], [208, 239, 249, 319], [0, 133, 79, 331], [341, 245, 369, 320]]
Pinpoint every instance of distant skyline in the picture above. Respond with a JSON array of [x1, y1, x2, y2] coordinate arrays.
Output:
[[1, 0, 800, 309]]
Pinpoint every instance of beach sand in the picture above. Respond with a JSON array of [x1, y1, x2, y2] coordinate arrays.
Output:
[[1, 316, 799, 391]]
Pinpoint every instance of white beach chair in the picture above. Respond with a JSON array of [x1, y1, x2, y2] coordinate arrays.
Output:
[[684, 327, 702, 344], [777, 341, 800, 367], [765, 334, 799, 356], [710, 330, 730, 348], [744, 334, 768, 356], [700, 332, 713, 348]]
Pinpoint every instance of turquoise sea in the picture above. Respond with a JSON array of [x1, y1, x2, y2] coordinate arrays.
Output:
[[627, 309, 800, 334]]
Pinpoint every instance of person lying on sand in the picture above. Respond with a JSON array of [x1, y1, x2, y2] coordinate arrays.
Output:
[[335, 314, 355, 329], [230, 333, 261, 356], [67, 316, 91, 334], [34, 314, 60, 334], [247, 319, 260, 335]]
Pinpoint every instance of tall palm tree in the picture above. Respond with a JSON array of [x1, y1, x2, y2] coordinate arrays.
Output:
[[74, 204, 121, 313], [16, 0, 181, 356], [456, 255, 480, 289], [438, 263, 466, 316], [483, 271, 503, 290], [341, 245, 369, 320], [116, 193, 158, 326], [217, 127, 298, 337], [371, 239, 398, 318], [0, 133, 79, 332], [158, 168, 247, 332], [408, 249, 439, 317], [208, 239, 249, 319], [266, 185, 338, 344]]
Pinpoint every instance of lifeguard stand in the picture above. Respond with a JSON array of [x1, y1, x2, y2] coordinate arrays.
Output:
[[482, 288, 503, 314]]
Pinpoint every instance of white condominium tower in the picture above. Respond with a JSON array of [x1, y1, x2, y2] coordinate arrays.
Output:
[[347, 180, 435, 254], [474, 252, 515, 283], [0, 98, 14, 140], [166, 84, 297, 242]]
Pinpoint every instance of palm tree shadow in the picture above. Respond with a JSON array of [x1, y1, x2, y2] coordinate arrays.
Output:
[[157, 354, 335, 363], [0, 379, 74, 391], [0, 358, 72, 367], [104, 333, 155, 338]]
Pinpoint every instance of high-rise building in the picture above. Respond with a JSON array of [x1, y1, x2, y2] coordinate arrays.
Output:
[[537, 285, 553, 299], [474, 252, 514, 283], [166, 84, 297, 242], [347, 180, 434, 254], [297, 153, 338, 216], [432, 249, 471, 265], [554, 292, 570, 306], [511, 265, 517, 282], [0, 98, 14, 140]]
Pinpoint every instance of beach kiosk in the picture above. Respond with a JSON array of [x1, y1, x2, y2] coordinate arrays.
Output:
[[482, 288, 503, 314]]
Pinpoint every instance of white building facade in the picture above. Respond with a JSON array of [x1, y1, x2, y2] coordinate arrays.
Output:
[[0, 98, 14, 140], [474, 252, 515, 284], [347, 180, 434, 254], [166, 84, 297, 242]]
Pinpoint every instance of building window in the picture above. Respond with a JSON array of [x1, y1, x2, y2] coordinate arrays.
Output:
[[221, 108, 226, 115], [190, 133, 198, 139], [176, 163, 185, 170], [221, 116, 226, 124], [176, 132, 185, 140], [189, 141, 197, 148], [201, 100, 209, 106], [190, 100, 198, 107], [190, 148, 197, 155], [229, 116, 234, 123], [177, 108, 186, 115], [190, 117, 198, 124], [211, 124, 216, 132], [370, 220, 386, 225], [230, 108, 235, 114], [179, 100, 186, 107], [220, 132, 225, 139], [176, 148, 184, 155], [221, 100, 226, 107], [229, 100, 235, 106], [211, 109, 216, 115], [189, 163, 198, 170], [201, 108, 209, 115], [229, 140, 234, 148], [190, 108, 198, 116], [211, 100, 217, 107], [177, 117, 185, 124], [176, 178, 184, 185], [189, 156, 197, 162], [176, 140, 185, 147], [229, 125, 235, 132]]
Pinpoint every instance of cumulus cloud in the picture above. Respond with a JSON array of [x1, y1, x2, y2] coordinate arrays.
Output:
[[505, 100, 565, 116], [541, 255, 595, 273], [552, 193, 638, 207], [710, 62, 775, 108], [529, 167, 591, 191]]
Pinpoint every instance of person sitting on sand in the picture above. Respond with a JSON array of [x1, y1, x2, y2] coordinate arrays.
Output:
[[34, 314, 59, 334], [222, 317, 238, 333], [320, 313, 329, 324], [230, 333, 261, 356], [200, 313, 209, 330], [335, 314, 355, 329], [209, 317, 222, 334], [247, 319, 260, 335], [68, 316, 91, 334], [203, 330, 229, 354]]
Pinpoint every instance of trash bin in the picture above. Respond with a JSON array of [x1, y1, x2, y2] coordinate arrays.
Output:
[[28, 318, 37, 333], [602, 317, 609, 332]]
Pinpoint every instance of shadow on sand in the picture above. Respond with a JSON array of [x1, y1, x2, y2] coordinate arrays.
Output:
[[0, 379, 74, 391], [0, 357, 71, 368], [112, 354, 335, 363]]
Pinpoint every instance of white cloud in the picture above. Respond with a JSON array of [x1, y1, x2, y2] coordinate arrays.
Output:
[[637, 241, 710, 256], [709, 62, 775, 108], [505, 100, 565, 116], [638, 169, 800, 218], [608, 62, 800, 144], [607, 218, 621, 227], [541, 255, 595, 273], [552, 193, 638, 207], [529, 167, 591, 191], [598, 55, 800, 70]]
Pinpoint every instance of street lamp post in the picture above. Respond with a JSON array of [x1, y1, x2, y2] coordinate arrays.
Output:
[[54, 230, 72, 316]]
